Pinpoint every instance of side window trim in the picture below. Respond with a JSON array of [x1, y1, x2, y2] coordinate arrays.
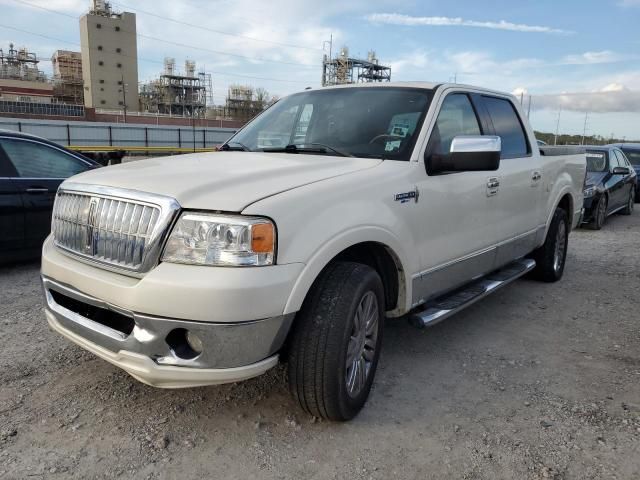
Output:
[[0, 141, 19, 178], [479, 95, 532, 160], [468, 93, 493, 135]]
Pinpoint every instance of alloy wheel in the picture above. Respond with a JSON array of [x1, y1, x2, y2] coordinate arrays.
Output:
[[553, 220, 567, 273], [345, 291, 379, 398]]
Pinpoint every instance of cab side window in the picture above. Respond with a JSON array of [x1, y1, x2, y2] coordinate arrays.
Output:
[[0, 139, 89, 178], [427, 94, 481, 157], [482, 96, 530, 159]]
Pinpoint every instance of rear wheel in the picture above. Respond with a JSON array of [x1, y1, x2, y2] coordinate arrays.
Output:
[[531, 207, 569, 282], [287, 262, 384, 421], [622, 189, 635, 215], [587, 196, 607, 230]]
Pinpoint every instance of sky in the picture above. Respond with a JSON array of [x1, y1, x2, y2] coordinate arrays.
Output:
[[0, 0, 639, 139]]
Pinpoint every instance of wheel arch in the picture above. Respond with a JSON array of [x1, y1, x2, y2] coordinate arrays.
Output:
[[283, 228, 411, 318]]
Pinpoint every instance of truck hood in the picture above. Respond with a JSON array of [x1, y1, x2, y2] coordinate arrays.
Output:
[[67, 152, 382, 211]]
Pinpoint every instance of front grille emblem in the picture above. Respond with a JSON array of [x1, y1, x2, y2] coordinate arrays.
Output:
[[84, 197, 99, 255]]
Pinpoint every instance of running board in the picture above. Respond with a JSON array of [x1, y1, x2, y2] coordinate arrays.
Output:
[[409, 258, 536, 329]]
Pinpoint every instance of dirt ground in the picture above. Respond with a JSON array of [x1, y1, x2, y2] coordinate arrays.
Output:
[[1, 212, 639, 480]]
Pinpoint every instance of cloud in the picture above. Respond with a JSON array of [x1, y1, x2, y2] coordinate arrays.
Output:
[[618, 0, 640, 6], [365, 13, 571, 34], [561, 50, 638, 65], [533, 86, 640, 113]]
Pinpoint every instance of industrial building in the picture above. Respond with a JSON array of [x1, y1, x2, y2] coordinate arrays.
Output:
[[139, 58, 212, 117], [321, 47, 391, 87], [80, 0, 139, 111], [224, 85, 272, 121], [0, 43, 53, 104], [51, 50, 84, 105]]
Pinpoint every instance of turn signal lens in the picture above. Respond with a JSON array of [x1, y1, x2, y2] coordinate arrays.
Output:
[[251, 223, 275, 253]]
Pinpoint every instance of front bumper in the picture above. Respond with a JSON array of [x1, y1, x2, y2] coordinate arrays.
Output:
[[43, 276, 294, 387]]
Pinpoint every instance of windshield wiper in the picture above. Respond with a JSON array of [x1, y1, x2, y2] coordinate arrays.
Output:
[[220, 141, 251, 152], [261, 143, 352, 157]]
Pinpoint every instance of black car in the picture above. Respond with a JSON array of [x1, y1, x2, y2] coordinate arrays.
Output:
[[582, 146, 637, 229], [609, 143, 640, 201], [0, 130, 99, 262]]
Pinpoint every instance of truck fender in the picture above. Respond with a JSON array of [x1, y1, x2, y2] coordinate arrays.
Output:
[[283, 226, 412, 317]]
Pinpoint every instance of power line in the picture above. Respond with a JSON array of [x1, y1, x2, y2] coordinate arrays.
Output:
[[113, 1, 322, 52], [0, 23, 317, 84], [8, 0, 320, 69]]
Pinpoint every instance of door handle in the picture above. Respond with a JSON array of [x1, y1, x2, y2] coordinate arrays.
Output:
[[486, 177, 500, 197], [26, 187, 49, 194], [532, 171, 542, 181]]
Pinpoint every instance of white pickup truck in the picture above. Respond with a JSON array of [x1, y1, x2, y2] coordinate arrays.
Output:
[[41, 82, 586, 421]]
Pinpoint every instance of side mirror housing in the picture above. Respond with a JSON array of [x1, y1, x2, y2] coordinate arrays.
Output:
[[612, 166, 630, 175], [426, 135, 501, 174]]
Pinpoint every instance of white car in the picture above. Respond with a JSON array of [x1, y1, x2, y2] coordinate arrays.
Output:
[[41, 82, 586, 421]]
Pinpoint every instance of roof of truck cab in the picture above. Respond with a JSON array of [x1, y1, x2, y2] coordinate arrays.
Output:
[[304, 82, 518, 100]]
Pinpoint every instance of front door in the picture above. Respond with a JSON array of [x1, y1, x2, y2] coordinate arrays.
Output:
[[0, 164, 24, 259], [411, 91, 495, 305]]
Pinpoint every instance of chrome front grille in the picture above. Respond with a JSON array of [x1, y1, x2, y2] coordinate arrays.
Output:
[[52, 183, 181, 274]]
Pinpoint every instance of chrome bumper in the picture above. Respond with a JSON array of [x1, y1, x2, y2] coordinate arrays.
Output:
[[42, 276, 294, 375]]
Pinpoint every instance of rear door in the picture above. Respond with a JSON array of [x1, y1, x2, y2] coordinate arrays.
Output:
[[613, 149, 634, 205], [0, 151, 24, 257], [0, 137, 93, 249], [479, 95, 541, 268], [606, 150, 626, 210]]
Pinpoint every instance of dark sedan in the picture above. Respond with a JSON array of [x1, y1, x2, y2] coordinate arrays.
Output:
[[0, 130, 99, 262], [582, 146, 637, 230], [609, 143, 640, 201]]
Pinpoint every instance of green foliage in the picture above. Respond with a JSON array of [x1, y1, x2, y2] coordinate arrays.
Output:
[[534, 131, 640, 146]]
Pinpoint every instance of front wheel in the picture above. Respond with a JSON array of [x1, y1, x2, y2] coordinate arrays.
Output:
[[531, 207, 569, 282], [622, 189, 635, 215], [287, 262, 384, 421]]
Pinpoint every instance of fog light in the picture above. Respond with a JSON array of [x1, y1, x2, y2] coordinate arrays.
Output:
[[185, 331, 203, 354]]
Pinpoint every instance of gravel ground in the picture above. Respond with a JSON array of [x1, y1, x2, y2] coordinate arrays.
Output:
[[1, 212, 639, 480]]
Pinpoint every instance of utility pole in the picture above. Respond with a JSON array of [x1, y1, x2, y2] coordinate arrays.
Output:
[[526, 95, 532, 119], [554, 107, 562, 146], [581, 112, 589, 145]]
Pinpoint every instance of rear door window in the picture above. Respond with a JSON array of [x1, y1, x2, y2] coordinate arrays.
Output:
[[0, 138, 89, 178], [482, 96, 530, 159]]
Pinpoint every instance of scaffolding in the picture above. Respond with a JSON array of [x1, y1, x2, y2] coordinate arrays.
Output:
[[139, 58, 211, 117], [321, 47, 391, 87], [0, 43, 48, 83], [51, 50, 84, 105], [224, 85, 270, 121]]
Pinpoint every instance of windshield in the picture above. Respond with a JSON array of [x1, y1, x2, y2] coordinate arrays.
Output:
[[228, 87, 433, 161], [586, 151, 608, 172], [621, 148, 640, 166]]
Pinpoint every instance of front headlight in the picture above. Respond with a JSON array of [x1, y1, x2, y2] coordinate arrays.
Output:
[[583, 185, 596, 198], [162, 212, 275, 266]]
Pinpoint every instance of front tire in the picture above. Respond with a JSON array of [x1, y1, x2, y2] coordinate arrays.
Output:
[[287, 262, 384, 421], [531, 207, 569, 282]]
